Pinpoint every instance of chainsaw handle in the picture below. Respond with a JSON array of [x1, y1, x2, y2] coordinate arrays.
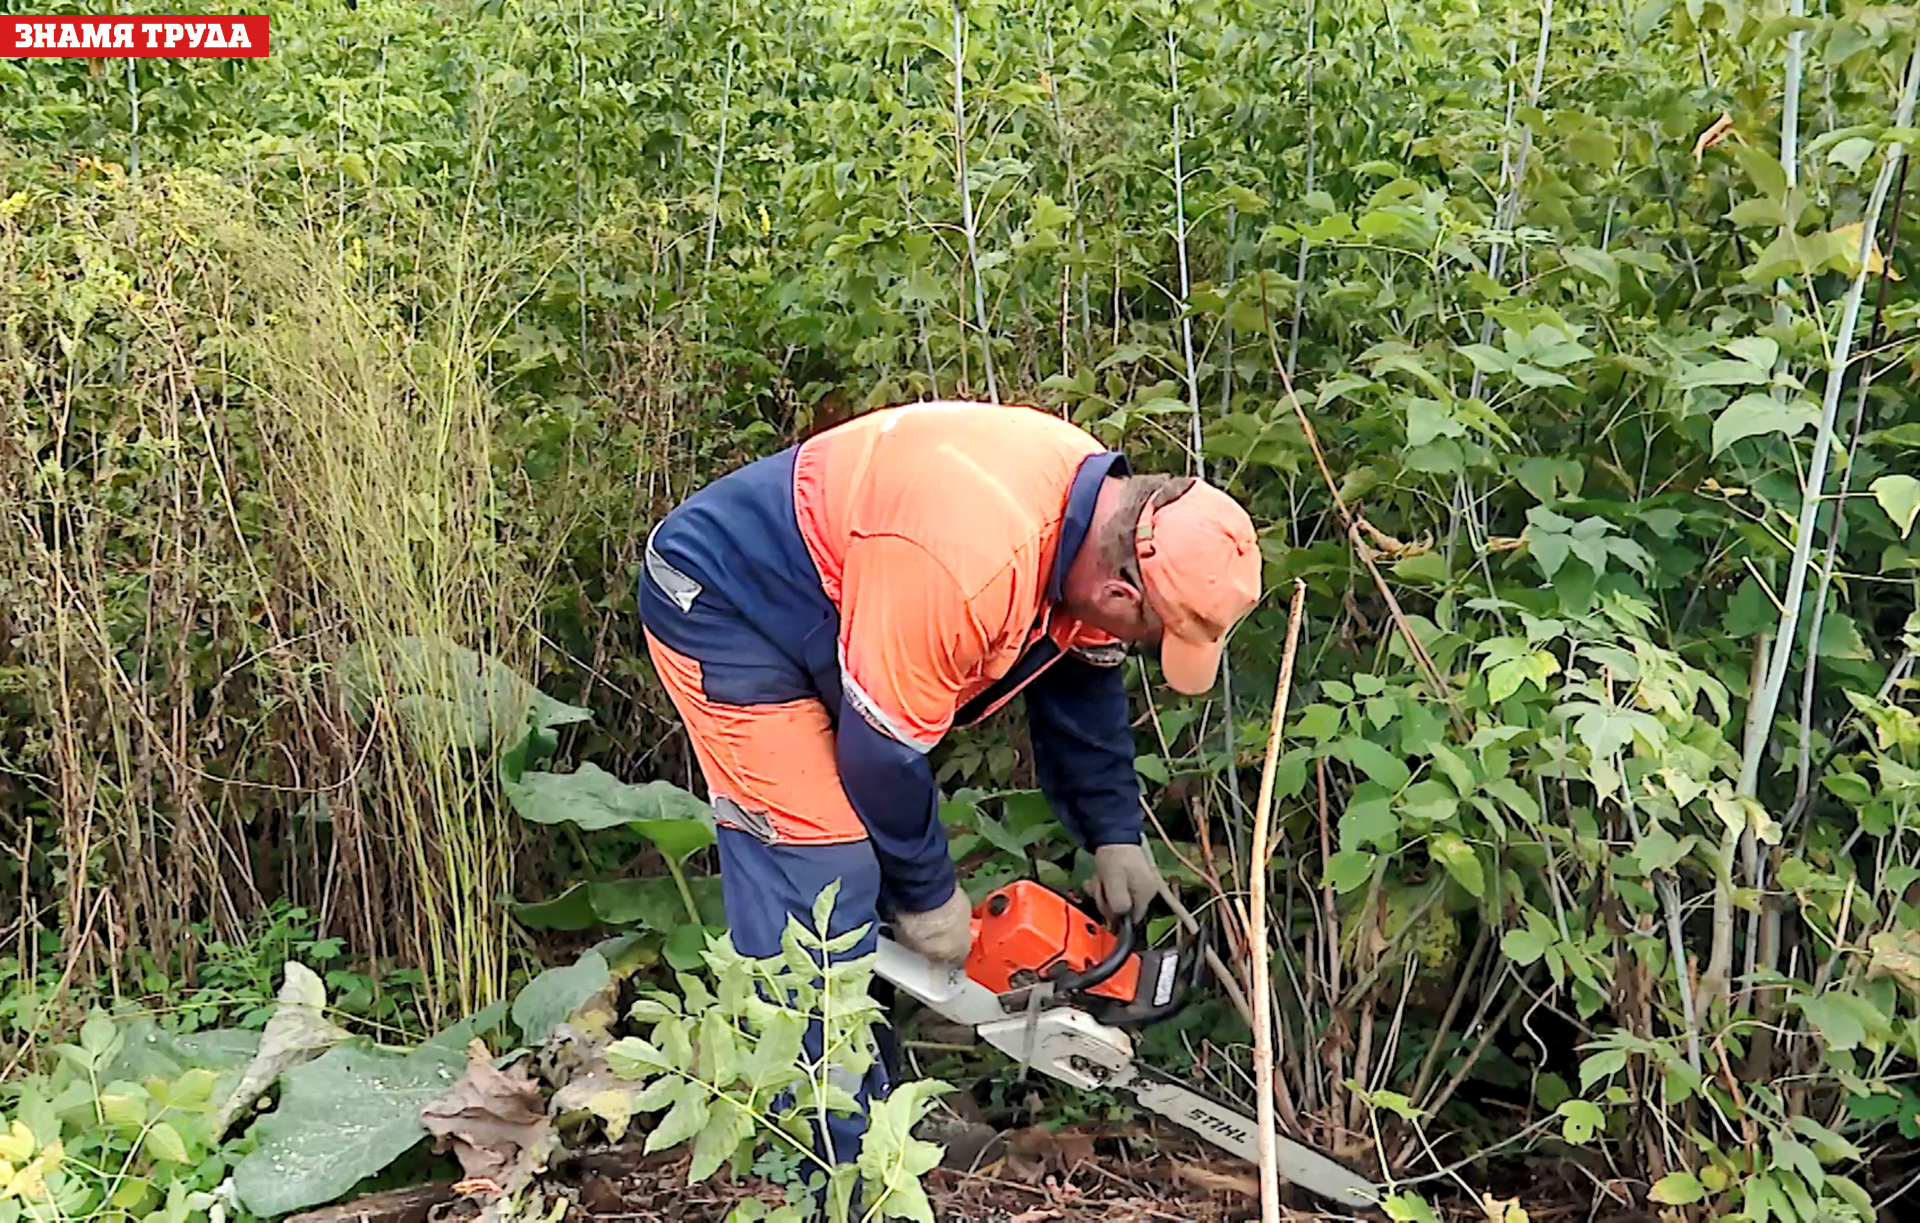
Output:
[[1045, 915, 1136, 996]]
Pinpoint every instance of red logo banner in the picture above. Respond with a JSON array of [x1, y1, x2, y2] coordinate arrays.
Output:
[[1, 15, 269, 57]]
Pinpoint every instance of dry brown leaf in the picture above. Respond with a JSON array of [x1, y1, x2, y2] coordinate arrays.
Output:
[[1357, 518, 1432, 559], [1002, 1127, 1097, 1182], [1694, 112, 1736, 161], [420, 1040, 558, 1195], [1172, 1163, 1261, 1197], [1008, 1210, 1064, 1223]]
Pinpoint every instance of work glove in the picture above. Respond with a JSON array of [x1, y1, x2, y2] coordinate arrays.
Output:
[[1087, 841, 1163, 924], [891, 886, 974, 966]]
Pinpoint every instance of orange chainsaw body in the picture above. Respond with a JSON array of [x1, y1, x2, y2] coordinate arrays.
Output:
[[964, 879, 1141, 1003]]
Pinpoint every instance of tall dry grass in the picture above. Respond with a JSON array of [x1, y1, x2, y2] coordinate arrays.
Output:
[[0, 159, 601, 1031]]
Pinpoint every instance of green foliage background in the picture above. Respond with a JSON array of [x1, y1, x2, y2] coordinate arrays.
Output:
[[3, 0, 1920, 1213]]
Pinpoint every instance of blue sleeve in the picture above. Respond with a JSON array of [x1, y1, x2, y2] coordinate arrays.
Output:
[[835, 698, 959, 916], [1025, 652, 1142, 848]]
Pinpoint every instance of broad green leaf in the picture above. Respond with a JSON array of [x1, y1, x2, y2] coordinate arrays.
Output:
[[1677, 357, 1770, 390], [1456, 344, 1511, 374], [1634, 828, 1694, 874], [1649, 1172, 1704, 1205], [513, 951, 612, 1045], [1528, 530, 1571, 579], [511, 882, 599, 932], [1405, 398, 1464, 448], [645, 1089, 711, 1155], [504, 763, 715, 861], [232, 1041, 467, 1218], [99, 1090, 148, 1131], [1578, 1047, 1627, 1090], [666, 924, 709, 972], [688, 1097, 755, 1183], [1828, 136, 1876, 173], [592, 877, 723, 931], [1294, 704, 1343, 741], [1561, 246, 1618, 290], [1380, 1192, 1439, 1223], [1481, 778, 1539, 825], [143, 1121, 190, 1165], [1487, 651, 1559, 703], [1324, 850, 1377, 894], [1712, 394, 1820, 455], [1790, 1114, 1866, 1163], [1797, 992, 1884, 1052], [1770, 1136, 1825, 1191], [1335, 738, 1411, 791], [606, 1038, 672, 1079], [1503, 927, 1549, 967], [1428, 743, 1477, 795], [339, 637, 589, 753], [1557, 1099, 1603, 1143], [1340, 796, 1400, 852], [1871, 475, 1920, 537]]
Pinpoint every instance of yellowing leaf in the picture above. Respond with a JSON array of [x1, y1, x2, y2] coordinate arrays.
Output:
[[144, 1121, 190, 1165], [1649, 1171, 1704, 1205], [0, 1123, 32, 1163], [1, 1140, 61, 1201], [1480, 1194, 1531, 1223], [1871, 475, 1920, 538], [1868, 929, 1920, 997], [1832, 222, 1902, 279]]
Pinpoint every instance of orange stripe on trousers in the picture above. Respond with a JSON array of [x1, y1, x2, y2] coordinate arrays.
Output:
[[643, 629, 867, 845]]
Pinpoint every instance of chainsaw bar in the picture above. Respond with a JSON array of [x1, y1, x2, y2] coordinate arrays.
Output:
[[1126, 1064, 1381, 1211]]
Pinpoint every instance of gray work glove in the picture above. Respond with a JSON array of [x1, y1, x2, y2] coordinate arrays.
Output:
[[891, 886, 974, 966], [1087, 841, 1163, 923]]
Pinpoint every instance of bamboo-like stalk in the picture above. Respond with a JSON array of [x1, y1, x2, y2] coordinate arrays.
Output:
[[1737, 40, 1920, 793], [1167, 28, 1203, 475], [1285, 0, 1316, 377], [1714, 41, 1920, 1010], [951, 0, 998, 402], [1250, 579, 1307, 1223]]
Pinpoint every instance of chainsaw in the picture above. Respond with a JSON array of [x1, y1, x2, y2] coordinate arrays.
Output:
[[874, 879, 1381, 1211]]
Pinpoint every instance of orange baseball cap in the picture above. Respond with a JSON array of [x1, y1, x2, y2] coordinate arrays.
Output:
[[1134, 481, 1263, 694]]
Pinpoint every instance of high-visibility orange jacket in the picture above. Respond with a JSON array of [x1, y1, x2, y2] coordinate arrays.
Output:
[[638, 402, 1141, 912]]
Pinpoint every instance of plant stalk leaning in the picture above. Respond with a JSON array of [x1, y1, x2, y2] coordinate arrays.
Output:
[[1249, 577, 1308, 1223]]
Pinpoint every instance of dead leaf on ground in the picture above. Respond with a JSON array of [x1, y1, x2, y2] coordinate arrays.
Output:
[[421, 1040, 559, 1195], [1008, 1210, 1064, 1223], [213, 962, 349, 1134], [1172, 1163, 1260, 1197], [1002, 1126, 1097, 1182], [1694, 112, 1736, 161]]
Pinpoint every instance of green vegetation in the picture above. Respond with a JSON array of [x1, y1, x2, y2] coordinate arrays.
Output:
[[3, 0, 1919, 1219]]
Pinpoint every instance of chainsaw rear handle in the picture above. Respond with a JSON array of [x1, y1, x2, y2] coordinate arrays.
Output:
[[1042, 914, 1135, 995]]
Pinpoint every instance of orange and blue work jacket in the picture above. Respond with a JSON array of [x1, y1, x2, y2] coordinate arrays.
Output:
[[637, 402, 1142, 914]]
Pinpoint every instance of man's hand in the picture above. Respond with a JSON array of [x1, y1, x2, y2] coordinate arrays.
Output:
[[1088, 841, 1163, 923], [892, 886, 974, 965]]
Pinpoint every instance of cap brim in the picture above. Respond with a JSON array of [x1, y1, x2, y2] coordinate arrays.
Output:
[[1159, 633, 1225, 695]]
